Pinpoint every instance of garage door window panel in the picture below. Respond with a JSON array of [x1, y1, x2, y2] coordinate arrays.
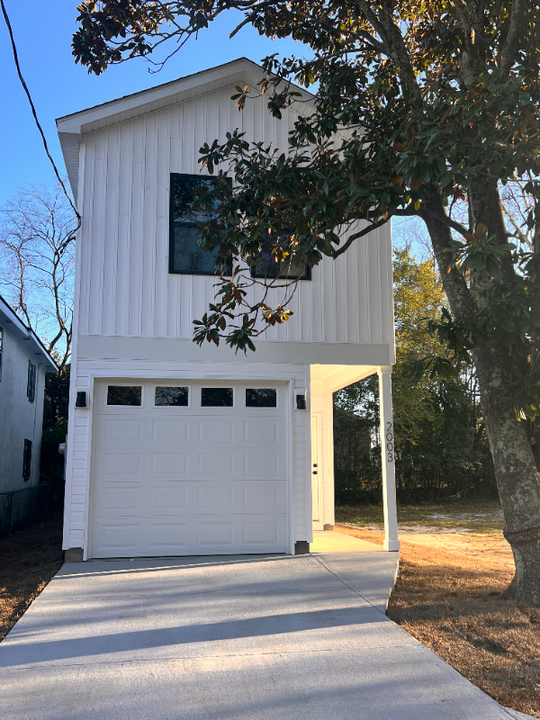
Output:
[[201, 387, 233, 407], [155, 386, 189, 406], [246, 389, 277, 407], [107, 386, 142, 406]]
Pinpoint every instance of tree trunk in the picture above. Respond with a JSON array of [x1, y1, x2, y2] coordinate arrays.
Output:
[[473, 344, 540, 606], [421, 186, 540, 607]]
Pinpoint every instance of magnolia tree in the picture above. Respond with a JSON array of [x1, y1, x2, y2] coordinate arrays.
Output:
[[73, 0, 540, 605]]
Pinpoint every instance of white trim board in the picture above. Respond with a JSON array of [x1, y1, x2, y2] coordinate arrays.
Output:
[[76, 336, 395, 366]]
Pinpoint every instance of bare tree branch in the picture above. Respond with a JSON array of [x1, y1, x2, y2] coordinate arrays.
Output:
[[332, 218, 388, 258], [0, 183, 77, 368]]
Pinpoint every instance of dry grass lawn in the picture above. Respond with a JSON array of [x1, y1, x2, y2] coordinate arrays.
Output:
[[336, 522, 540, 719]]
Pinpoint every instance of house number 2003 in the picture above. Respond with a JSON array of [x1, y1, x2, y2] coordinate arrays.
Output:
[[386, 421, 394, 463]]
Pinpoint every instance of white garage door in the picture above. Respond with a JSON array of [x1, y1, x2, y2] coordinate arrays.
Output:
[[90, 380, 289, 558]]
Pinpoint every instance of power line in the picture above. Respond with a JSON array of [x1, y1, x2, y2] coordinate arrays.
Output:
[[0, 0, 81, 238]]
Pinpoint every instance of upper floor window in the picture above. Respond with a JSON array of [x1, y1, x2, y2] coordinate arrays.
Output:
[[250, 234, 311, 281], [27, 361, 36, 402], [0, 326, 3, 382], [169, 173, 231, 276]]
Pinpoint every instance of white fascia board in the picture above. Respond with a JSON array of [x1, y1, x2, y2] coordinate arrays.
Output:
[[0, 296, 58, 373], [56, 57, 314, 199], [57, 131, 83, 204]]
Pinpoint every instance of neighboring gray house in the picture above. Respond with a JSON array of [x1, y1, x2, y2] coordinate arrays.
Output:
[[0, 296, 58, 492]]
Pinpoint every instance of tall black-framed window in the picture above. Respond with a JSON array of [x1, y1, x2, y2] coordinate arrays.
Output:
[[27, 360, 37, 402], [22, 439, 32, 481], [169, 173, 232, 276], [250, 234, 311, 281], [0, 326, 3, 382]]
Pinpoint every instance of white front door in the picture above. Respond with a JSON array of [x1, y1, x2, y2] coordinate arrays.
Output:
[[89, 380, 289, 558], [311, 413, 324, 530]]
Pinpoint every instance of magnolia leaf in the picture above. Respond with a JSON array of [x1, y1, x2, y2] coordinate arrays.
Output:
[[475, 223, 486, 239], [523, 107, 536, 125]]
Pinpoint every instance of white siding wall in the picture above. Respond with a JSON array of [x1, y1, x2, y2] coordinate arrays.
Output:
[[62, 359, 311, 552], [75, 87, 393, 348]]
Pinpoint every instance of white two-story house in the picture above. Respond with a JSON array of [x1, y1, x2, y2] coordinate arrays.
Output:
[[57, 58, 399, 561]]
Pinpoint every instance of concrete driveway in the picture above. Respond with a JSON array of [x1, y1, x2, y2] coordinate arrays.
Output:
[[0, 532, 529, 720]]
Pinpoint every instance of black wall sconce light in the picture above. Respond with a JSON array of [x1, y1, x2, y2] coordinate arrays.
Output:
[[296, 393, 307, 410], [75, 391, 87, 408]]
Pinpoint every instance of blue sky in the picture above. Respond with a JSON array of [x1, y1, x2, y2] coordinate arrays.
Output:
[[0, 0, 306, 208]]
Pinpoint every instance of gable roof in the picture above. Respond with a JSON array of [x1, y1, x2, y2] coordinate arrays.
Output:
[[0, 296, 59, 373], [56, 57, 314, 201]]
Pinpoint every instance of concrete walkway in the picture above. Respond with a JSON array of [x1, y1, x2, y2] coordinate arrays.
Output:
[[0, 532, 530, 719]]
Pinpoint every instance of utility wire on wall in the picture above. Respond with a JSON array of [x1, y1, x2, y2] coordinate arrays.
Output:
[[0, 0, 81, 245]]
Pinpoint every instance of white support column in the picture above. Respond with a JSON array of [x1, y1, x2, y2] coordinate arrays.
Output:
[[378, 366, 400, 552]]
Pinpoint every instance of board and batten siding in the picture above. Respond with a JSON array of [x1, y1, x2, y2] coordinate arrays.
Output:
[[75, 85, 393, 348]]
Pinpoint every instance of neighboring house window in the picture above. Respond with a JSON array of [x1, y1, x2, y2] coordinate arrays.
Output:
[[250, 235, 311, 281], [22, 439, 32, 481], [27, 361, 37, 402], [0, 326, 3, 381], [169, 173, 232, 276]]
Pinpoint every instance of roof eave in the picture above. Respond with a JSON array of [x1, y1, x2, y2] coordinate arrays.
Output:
[[56, 57, 314, 201], [0, 297, 59, 373]]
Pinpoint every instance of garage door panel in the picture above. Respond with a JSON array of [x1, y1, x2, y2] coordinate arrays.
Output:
[[92, 516, 288, 557], [148, 520, 188, 552], [197, 451, 235, 478], [196, 484, 235, 512], [91, 380, 289, 558], [151, 453, 189, 477], [91, 519, 141, 554], [151, 419, 189, 442], [243, 520, 280, 546], [102, 419, 143, 442], [242, 482, 286, 513], [99, 453, 142, 477], [196, 521, 234, 548], [199, 420, 235, 444], [243, 418, 281, 445], [243, 451, 282, 479], [150, 485, 188, 511], [93, 485, 141, 513]]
